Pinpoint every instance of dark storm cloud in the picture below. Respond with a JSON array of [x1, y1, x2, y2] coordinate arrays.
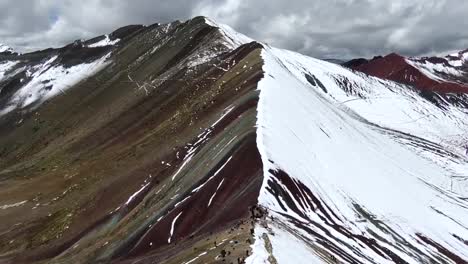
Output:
[[1, 0, 467, 59]]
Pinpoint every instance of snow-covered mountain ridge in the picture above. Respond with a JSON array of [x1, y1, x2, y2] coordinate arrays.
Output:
[[249, 46, 468, 264]]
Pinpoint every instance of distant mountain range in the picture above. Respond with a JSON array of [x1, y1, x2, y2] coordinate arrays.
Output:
[[344, 50, 468, 94]]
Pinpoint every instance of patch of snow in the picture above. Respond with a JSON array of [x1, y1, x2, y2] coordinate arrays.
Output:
[[247, 225, 324, 264], [192, 156, 232, 193], [1, 52, 111, 116], [182, 252, 207, 264], [171, 152, 195, 181], [168, 211, 183, 243], [245, 226, 270, 264], [87, 35, 120, 48], [125, 182, 150, 205], [211, 106, 234, 127], [0, 43, 13, 53], [0, 60, 20, 82], [463, 52, 468, 63], [406, 58, 463, 82], [186, 52, 216, 68], [447, 59, 463, 67], [174, 195, 191, 207], [0, 200, 27, 210], [207, 178, 224, 207]]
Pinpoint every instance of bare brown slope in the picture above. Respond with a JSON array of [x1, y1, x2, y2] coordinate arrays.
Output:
[[0, 17, 265, 264]]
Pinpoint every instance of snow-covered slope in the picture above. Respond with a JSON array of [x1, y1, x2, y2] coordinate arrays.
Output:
[[0, 53, 111, 116], [278, 50, 468, 158], [447, 50, 468, 67], [249, 47, 468, 263], [0, 61, 20, 81], [406, 56, 466, 84], [0, 43, 13, 53], [87, 35, 120, 48]]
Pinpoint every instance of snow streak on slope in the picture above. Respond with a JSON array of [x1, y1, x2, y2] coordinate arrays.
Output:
[[87, 35, 120, 48], [252, 47, 468, 263], [0, 53, 111, 116], [0, 61, 20, 81]]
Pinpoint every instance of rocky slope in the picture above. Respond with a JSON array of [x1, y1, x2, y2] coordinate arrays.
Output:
[[0, 17, 467, 264]]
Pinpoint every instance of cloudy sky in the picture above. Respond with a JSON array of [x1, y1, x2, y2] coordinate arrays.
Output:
[[1, 0, 467, 59]]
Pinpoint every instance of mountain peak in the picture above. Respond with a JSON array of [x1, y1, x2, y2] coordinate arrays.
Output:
[[200, 16, 255, 49], [384, 52, 403, 59]]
